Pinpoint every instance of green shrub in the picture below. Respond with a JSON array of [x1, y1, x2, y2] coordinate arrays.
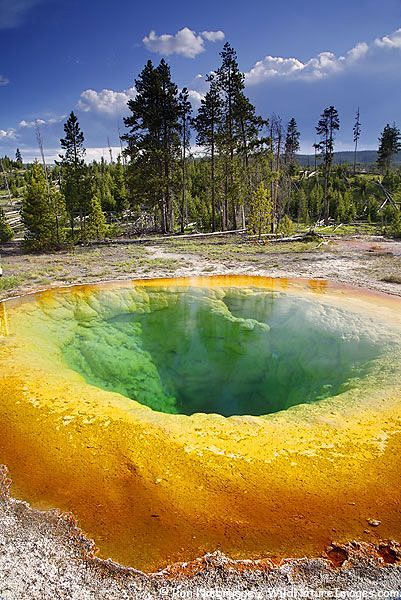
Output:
[[390, 211, 401, 238], [0, 275, 24, 291], [277, 215, 296, 236], [0, 208, 13, 243]]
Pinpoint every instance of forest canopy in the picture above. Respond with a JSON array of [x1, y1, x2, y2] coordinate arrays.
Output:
[[1, 43, 401, 249]]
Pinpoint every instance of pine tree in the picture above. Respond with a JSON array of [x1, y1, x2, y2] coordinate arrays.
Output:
[[216, 43, 245, 230], [178, 87, 192, 233], [113, 155, 128, 214], [345, 189, 356, 222], [124, 59, 180, 232], [59, 111, 86, 239], [390, 210, 401, 238], [0, 207, 13, 242], [248, 181, 273, 240], [86, 195, 107, 240], [15, 148, 23, 166], [239, 100, 266, 228], [22, 162, 64, 250], [284, 118, 300, 164], [215, 43, 265, 230], [277, 214, 295, 236], [353, 107, 361, 174], [50, 188, 67, 245], [315, 106, 340, 224], [193, 75, 222, 232], [310, 184, 323, 222], [296, 188, 309, 223], [377, 124, 401, 172], [96, 159, 116, 212]]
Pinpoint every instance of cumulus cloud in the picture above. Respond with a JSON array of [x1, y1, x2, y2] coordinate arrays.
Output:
[[77, 86, 137, 115], [19, 114, 66, 128], [346, 42, 369, 62], [375, 28, 401, 49], [77, 84, 204, 115], [21, 146, 123, 164], [245, 29, 400, 85], [187, 89, 205, 106], [201, 30, 225, 42], [246, 46, 365, 84], [143, 27, 225, 58], [0, 128, 16, 139]]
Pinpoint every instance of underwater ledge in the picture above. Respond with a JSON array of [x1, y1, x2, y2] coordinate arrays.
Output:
[[1, 275, 401, 571]]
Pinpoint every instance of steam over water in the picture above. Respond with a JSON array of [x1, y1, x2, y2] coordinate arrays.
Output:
[[62, 287, 393, 416]]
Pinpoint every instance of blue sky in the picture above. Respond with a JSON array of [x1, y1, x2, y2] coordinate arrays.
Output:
[[0, 0, 400, 161]]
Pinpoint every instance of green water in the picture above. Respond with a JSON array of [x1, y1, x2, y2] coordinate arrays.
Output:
[[62, 287, 386, 416]]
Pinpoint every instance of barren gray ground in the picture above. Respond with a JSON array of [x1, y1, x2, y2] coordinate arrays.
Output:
[[1, 234, 401, 599], [1, 234, 401, 300]]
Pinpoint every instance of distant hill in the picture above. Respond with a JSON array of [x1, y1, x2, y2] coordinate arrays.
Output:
[[296, 150, 401, 168]]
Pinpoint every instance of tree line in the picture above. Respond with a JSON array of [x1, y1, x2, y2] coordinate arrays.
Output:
[[1, 42, 401, 248]]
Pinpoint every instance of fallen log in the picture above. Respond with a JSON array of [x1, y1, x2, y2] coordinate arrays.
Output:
[[85, 228, 247, 246], [267, 230, 325, 243]]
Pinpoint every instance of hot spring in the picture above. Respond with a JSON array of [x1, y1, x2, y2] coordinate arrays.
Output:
[[63, 285, 387, 417], [1, 275, 401, 571]]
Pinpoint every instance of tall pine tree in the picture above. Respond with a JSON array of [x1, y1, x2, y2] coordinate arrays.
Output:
[[353, 107, 361, 174], [59, 111, 86, 239], [193, 74, 222, 232], [284, 118, 300, 164], [178, 87, 192, 233], [216, 43, 244, 230], [15, 148, 23, 166], [215, 42, 263, 229], [377, 123, 401, 172], [22, 162, 66, 250], [124, 59, 180, 233], [113, 155, 128, 214], [315, 106, 340, 224]]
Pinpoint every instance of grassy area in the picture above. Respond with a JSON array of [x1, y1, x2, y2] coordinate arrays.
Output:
[[0, 244, 188, 299], [1, 233, 401, 301], [168, 237, 322, 262], [314, 223, 380, 236], [0, 275, 25, 292]]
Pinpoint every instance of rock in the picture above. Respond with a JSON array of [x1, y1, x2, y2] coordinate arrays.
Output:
[[367, 519, 381, 527]]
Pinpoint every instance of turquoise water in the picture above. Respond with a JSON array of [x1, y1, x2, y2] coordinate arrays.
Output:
[[62, 287, 386, 416]]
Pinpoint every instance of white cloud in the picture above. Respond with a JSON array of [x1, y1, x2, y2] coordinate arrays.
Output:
[[143, 27, 225, 58], [187, 89, 205, 106], [84, 147, 122, 163], [143, 27, 204, 58], [346, 42, 369, 62], [375, 28, 401, 49], [245, 29, 400, 85], [245, 46, 363, 84], [78, 86, 136, 115], [19, 114, 66, 128], [0, 75, 9, 85], [201, 30, 225, 42], [0, 128, 16, 139], [21, 146, 123, 164]]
